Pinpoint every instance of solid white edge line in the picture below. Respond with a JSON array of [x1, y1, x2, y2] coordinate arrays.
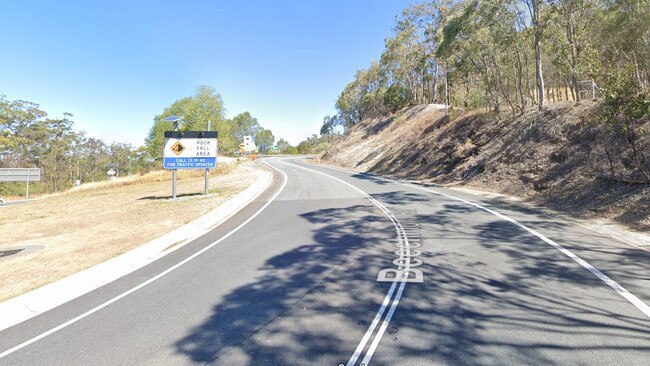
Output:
[[309, 162, 650, 251], [399, 182, 650, 318], [0, 159, 288, 360], [304, 160, 650, 319], [280, 160, 410, 366]]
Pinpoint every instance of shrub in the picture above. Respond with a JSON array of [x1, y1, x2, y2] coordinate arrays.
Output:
[[383, 84, 411, 112]]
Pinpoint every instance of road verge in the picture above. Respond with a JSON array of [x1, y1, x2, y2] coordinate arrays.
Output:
[[0, 165, 273, 332]]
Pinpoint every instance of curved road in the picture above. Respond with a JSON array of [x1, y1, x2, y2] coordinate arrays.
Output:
[[0, 157, 648, 365]]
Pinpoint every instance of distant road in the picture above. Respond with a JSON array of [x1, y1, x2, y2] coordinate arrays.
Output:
[[0, 157, 648, 365]]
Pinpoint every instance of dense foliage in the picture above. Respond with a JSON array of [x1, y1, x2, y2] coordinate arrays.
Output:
[[145, 86, 281, 160], [322, 0, 649, 133], [0, 95, 152, 195]]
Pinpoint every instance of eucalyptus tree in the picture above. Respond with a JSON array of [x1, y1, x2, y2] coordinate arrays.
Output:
[[231, 112, 262, 143], [255, 129, 275, 151], [146, 85, 229, 160]]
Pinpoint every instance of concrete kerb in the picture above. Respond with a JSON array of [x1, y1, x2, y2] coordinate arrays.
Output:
[[0, 168, 273, 332]]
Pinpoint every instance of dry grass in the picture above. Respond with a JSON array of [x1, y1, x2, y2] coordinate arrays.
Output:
[[0, 159, 262, 301], [322, 102, 650, 231]]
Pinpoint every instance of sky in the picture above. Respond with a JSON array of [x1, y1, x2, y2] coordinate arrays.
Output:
[[0, 0, 414, 147]]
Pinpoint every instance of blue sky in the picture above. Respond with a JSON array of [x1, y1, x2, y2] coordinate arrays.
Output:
[[0, 0, 414, 146]]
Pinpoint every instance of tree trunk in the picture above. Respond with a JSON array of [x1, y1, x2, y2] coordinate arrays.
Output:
[[567, 11, 581, 102], [535, 35, 545, 109], [528, 0, 545, 109]]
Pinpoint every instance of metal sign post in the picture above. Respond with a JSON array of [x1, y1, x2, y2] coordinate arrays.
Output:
[[172, 169, 177, 200], [205, 120, 211, 196], [26, 169, 30, 199]]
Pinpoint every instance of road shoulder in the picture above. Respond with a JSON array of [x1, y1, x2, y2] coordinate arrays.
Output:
[[0, 162, 273, 331]]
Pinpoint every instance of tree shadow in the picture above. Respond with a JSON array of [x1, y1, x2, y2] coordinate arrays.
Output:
[[0, 248, 23, 259], [138, 192, 204, 200], [351, 172, 392, 185], [172, 203, 396, 364], [385, 206, 650, 364], [172, 199, 650, 365]]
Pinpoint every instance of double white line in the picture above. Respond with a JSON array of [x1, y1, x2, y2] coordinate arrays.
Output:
[[297, 159, 650, 365], [281, 161, 413, 366]]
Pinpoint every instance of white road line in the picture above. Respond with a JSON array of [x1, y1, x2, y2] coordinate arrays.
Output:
[[359, 220, 411, 365], [346, 281, 398, 366], [0, 160, 288, 360], [362, 280, 407, 366], [303, 160, 650, 319], [281, 160, 410, 366]]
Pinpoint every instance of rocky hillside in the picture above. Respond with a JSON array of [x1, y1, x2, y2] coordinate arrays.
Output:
[[321, 102, 650, 231]]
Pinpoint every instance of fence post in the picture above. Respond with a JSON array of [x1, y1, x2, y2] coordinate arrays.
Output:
[[591, 80, 596, 100], [26, 169, 30, 200]]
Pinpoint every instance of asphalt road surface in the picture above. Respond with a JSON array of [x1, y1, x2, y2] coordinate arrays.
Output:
[[1, 157, 648, 365]]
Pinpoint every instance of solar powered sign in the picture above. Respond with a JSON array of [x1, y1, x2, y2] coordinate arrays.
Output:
[[163, 131, 218, 169]]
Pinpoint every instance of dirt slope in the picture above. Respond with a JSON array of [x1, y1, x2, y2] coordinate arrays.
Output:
[[321, 102, 650, 231]]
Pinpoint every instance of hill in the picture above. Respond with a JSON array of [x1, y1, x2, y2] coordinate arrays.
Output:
[[321, 103, 650, 231]]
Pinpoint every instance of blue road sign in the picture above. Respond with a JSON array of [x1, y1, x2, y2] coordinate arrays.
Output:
[[163, 157, 217, 169]]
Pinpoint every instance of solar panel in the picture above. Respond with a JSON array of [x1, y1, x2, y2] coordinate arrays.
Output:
[[162, 116, 184, 122]]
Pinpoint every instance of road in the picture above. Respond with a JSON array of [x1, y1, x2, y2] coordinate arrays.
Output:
[[0, 157, 648, 365]]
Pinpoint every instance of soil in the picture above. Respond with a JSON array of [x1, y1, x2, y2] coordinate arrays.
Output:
[[0, 160, 263, 301], [321, 102, 650, 232]]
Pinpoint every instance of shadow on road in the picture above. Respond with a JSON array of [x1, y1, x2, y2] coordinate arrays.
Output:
[[172, 197, 650, 365], [173, 203, 393, 364]]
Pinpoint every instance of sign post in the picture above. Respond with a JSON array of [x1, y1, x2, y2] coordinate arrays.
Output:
[[163, 131, 218, 200], [172, 169, 177, 199], [205, 120, 211, 196], [26, 169, 30, 199]]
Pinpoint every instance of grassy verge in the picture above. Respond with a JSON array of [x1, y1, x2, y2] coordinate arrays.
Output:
[[0, 160, 262, 301]]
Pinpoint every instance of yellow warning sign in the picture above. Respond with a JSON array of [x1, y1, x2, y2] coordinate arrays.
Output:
[[170, 141, 185, 155]]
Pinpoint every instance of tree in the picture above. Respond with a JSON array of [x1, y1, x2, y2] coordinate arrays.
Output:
[[522, 0, 549, 109], [77, 137, 109, 182], [231, 112, 262, 143], [549, 0, 596, 102], [596, 71, 650, 182], [296, 140, 313, 154], [384, 84, 412, 112], [255, 129, 275, 152], [145, 85, 227, 162], [1, 95, 152, 193], [320, 115, 343, 137], [276, 138, 290, 153], [108, 142, 135, 177]]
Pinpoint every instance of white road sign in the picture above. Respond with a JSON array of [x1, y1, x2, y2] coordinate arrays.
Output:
[[163, 131, 218, 169]]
